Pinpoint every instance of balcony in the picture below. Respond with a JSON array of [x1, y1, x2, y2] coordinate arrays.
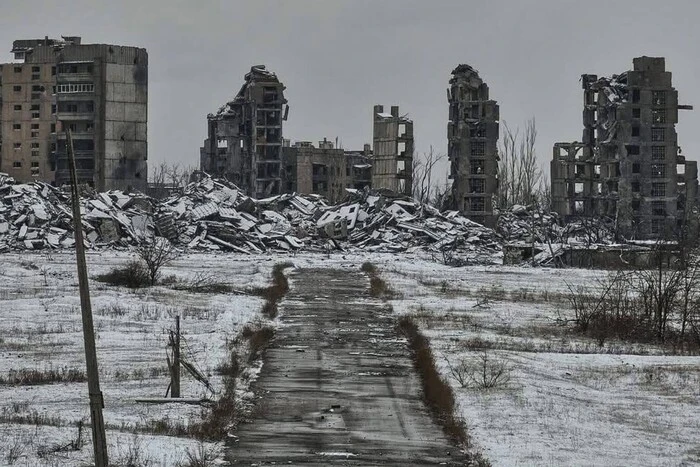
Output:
[[56, 73, 94, 83], [56, 111, 94, 121]]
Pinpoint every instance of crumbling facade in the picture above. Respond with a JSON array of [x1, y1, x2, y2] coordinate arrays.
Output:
[[282, 139, 372, 203], [371, 105, 413, 195], [201, 65, 288, 198], [447, 64, 500, 227], [551, 57, 697, 239], [0, 36, 148, 191]]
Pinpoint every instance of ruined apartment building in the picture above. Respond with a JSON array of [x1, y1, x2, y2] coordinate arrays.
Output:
[[447, 64, 500, 227], [371, 105, 413, 195], [200, 65, 288, 198], [0, 36, 148, 191], [551, 57, 697, 239], [282, 139, 372, 203]]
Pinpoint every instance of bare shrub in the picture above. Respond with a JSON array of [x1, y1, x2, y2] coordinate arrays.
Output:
[[4, 434, 26, 464], [360, 262, 377, 274], [95, 260, 149, 289], [179, 442, 219, 467], [0, 367, 86, 386], [136, 237, 180, 286], [112, 434, 153, 466], [565, 253, 700, 351], [445, 354, 511, 389], [172, 273, 234, 294]]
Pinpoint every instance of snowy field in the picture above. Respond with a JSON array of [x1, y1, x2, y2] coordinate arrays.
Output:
[[0, 251, 277, 466], [383, 263, 700, 467], [2, 250, 699, 466]]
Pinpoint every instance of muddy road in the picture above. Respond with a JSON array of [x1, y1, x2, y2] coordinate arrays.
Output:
[[227, 268, 464, 465]]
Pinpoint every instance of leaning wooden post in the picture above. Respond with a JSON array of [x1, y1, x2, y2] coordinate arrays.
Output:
[[172, 315, 181, 398], [65, 126, 109, 466]]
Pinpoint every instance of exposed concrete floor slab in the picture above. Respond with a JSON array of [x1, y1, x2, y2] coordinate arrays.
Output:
[[227, 268, 465, 466]]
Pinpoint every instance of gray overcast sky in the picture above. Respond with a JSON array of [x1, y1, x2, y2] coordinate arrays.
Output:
[[2, 0, 699, 184]]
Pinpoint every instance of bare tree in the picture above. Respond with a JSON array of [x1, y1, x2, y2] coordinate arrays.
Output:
[[136, 238, 180, 286], [412, 146, 446, 205], [149, 162, 195, 199], [498, 118, 541, 209]]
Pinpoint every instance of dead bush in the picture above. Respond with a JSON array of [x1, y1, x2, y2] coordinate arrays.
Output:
[[136, 237, 180, 286], [95, 260, 150, 289], [172, 272, 235, 294], [360, 262, 377, 274], [179, 442, 219, 467], [446, 353, 511, 390], [0, 367, 86, 386]]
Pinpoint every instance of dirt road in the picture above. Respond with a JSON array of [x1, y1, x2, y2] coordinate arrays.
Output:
[[227, 268, 465, 465]]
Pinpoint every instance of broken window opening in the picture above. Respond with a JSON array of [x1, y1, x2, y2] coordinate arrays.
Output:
[[651, 182, 666, 197], [651, 128, 665, 142], [652, 91, 666, 106], [470, 160, 485, 175], [652, 109, 666, 123], [471, 141, 485, 156], [631, 126, 640, 137], [469, 197, 485, 212], [469, 179, 485, 194], [677, 164, 686, 175], [632, 89, 640, 103], [626, 145, 640, 155], [651, 164, 666, 178], [574, 200, 584, 214], [575, 182, 584, 194], [652, 146, 665, 160], [652, 201, 666, 216]]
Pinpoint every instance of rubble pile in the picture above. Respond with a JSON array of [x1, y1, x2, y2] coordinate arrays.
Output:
[[155, 176, 502, 260], [0, 176, 153, 252], [0, 173, 502, 261], [497, 204, 616, 246]]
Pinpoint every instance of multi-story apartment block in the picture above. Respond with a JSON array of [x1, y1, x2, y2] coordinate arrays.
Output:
[[0, 36, 148, 191], [371, 105, 413, 196], [551, 57, 697, 239], [447, 64, 500, 227], [282, 139, 373, 203], [201, 65, 288, 198]]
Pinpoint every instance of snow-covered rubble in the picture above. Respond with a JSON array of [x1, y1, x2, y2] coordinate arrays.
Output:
[[497, 204, 616, 245], [0, 175, 153, 252], [0, 174, 503, 262]]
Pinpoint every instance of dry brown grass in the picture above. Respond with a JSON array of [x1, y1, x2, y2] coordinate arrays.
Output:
[[397, 316, 490, 466]]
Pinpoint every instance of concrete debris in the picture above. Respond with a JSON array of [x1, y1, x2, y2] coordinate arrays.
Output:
[[497, 204, 616, 247], [154, 175, 501, 262], [0, 179, 153, 252]]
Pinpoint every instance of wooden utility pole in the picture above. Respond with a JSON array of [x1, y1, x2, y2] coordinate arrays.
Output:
[[172, 315, 181, 398], [66, 127, 109, 466]]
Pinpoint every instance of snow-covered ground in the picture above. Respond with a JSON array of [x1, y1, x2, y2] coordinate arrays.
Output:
[[0, 251, 276, 466], [2, 250, 699, 466], [384, 263, 700, 467]]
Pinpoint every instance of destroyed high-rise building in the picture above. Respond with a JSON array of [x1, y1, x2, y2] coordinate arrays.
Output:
[[200, 65, 288, 198], [371, 105, 413, 195], [447, 64, 500, 227], [0, 36, 148, 191], [551, 57, 697, 239]]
